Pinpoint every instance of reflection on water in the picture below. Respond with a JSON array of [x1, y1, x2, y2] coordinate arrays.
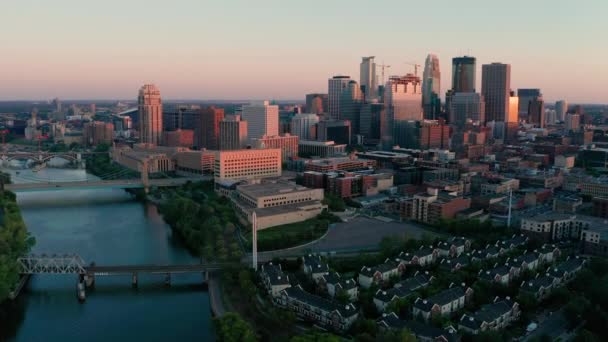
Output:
[[1, 168, 214, 342]]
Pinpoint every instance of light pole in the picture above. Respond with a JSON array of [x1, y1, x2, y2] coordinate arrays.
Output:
[[252, 211, 258, 271]]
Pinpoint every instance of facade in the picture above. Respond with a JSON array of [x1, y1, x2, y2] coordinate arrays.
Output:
[[393, 120, 449, 150], [138, 84, 163, 145], [290, 113, 319, 141], [555, 100, 568, 121], [163, 129, 194, 148], [450, 93, 485, 128], [174, 150, 215, 175], [162, 106, 199, 131], [298, 140, 346, 158], [219, 115, 248, 150], [241, 101, 279, 141], [592, 196, 608, 218], [328, 76, 351, 120], [452, 56, 476, 93], [517, 89, 541, 121], [305, 93, 328, 114], [481, 63, 511, 123], [304, 157, 375, 173], [401, 188, 471, 225], [213, 148, 281, 182], [384, 74, 423, 147], [252, 134, 299, 162], [422, 54, 441, 119], [360, 56, 377, 100], [195, 106, 224, 149], [111, 147, 175, 175], [83, 121, 113, 146], [359, 102, 384, 141], [459, 298, 520, 334], [413, 285, 473, 321], [565, 113, 580, 132], [339, 80, 363, 135], [317, 119, 351, 145], [528, 96, 545, 128]]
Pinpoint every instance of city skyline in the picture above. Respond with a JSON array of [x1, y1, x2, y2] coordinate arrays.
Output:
[[1, 0, 607, 103]]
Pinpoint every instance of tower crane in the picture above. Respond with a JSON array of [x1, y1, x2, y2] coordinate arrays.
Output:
[[405, 62, 422, 77], [376, 63, 391, 84]]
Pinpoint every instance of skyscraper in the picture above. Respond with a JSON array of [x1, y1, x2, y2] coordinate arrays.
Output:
[[317, 120, 351, 145], [359, 102, 384, 141], [328, 76, 351, 120], [360, 56, 377, 100], [290, 113, 319, 140], [138, 84, 163, 145], [195, 106, 224, 149], [219, 115, 248, 150], [422, 54, 441, 119], [384, 74, 423, 147], [339, 80, 363, 135], [241, 101, 279, 141], [517, 89, 541, 121], [556, 100, 568, 122], [305, 93, 328, 114], [482, 63, 511, 123], [527, 96, 545, 128], [452, 56, 476, 93], [449, 93, 485, 128]]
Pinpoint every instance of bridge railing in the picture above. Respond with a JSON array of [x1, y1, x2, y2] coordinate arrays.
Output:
[[18, 254, 86, 274]]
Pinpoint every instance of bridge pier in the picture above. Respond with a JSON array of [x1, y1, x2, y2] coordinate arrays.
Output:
[[84, 273, 95, 288], [164, 273, 171, 287], [132, 273, 138, 288], [77, 280, 86, 302]]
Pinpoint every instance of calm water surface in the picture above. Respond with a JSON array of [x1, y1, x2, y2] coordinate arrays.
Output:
[[1, 167, 214, 342]]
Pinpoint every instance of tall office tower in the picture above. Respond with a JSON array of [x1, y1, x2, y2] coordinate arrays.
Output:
[[317, 120, 351, 145], [360, 56, 377, 100], [565, 113, 581, 132], [339, 80, 363, 135], [328, 76, 351, 120], [505, 94, 519, 142], [305, 93, 328, 114], [422, 54, 441, 119], [219, 115, 248, 150], [527, 96, 545, 128], [481, 63, 511, 123], [251, 134, 299, 162], [83, 121, 114, 146], [395, 120, 449, 149], [545, 109, 556, 126], [195, 106, 224, 149], [52, 98, 62, 113], [241, 101, 279, 141], [359, 102, 384, 141], [452, 56, 476, 93], [384, 74, 423, 146], [517, 89, 541, 121], [449, 93, 485, 128], [138, 84, 163, 145], [290, 113, 319, 140], [555, 100, 568, 121]]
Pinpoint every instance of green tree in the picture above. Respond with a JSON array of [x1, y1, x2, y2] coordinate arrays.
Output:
[[213, 313, 256, 342], [291, 332, 341, 342]]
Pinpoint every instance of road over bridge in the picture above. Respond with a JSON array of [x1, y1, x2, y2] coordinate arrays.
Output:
[[5, 177, 207, 192]]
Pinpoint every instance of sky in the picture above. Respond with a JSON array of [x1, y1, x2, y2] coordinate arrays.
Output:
[[0, 0, 606, 103]]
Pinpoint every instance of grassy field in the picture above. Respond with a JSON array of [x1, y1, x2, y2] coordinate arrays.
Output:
[[242, 213, 339, 251]]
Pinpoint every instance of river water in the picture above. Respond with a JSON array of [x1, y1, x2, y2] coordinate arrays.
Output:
[[0, 166, 214, 342]]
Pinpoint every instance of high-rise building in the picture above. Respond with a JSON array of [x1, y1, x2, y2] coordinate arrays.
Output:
[[214, 149, 282, 182], [452, 56, 476, 93], [52, 98, 62, 113], [505, 94, 519, 142], [163, 129, 194, 148], [517, 89, 541, 121], [305, 93, 328, 114], [339, 80, 363, 135], [384, 74, 423, 147], [290, 113, 319, 140], [163, 106, 200, 131], [359, 102, 384, 141], [422, 54, 441, 119], [482, 63, 511, 123], [252, 134, 299, 162], [195, 106, 224, 150], [219, 115, 248, 150], [328, 76, 351, 120], [241, 101, 279, 141], [83, 121, 114, 146], [528, 96, 545, 128], [565, 113, 581, 132], [556, 100, 568, 122], [449, 93, 485, 128], [394, 120, 449, 150], [360, 56, 377, 100], [138, 84, 163, 145], [317, 120, 351, 145]]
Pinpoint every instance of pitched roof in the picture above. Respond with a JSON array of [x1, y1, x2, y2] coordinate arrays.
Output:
[[261, 262, 290, 286], [521, 275, 556, 293], [460, 299, 515, 330], [414, 286, 466, 311], [303, 254, 329, 273], [377, 313, 459, 342], [322, 272, 341, 285], [283, 285, 358, 318]]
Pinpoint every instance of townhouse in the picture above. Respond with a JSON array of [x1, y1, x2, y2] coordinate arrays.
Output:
[[458, 297, 520, 334], [437, 237, 472, 258], [400, 246, 439, 267], [413, 284, 474, 321], [358, 258, 407, 289], [302, 254, 329, 283], [377, 312, 460, 342], [373, 272, 433, 312], [259, 262, 291, 297], [439, 254, 470, 273]]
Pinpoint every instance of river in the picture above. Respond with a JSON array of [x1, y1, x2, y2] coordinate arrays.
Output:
[[0, 166, 215, 342]]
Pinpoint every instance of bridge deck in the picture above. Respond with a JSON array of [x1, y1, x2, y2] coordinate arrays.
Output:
[[6, 177, 205, 192], [86, 263, 234, 275]]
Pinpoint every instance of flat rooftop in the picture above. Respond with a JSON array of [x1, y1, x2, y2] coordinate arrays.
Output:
[[237, 181, 316, 198]]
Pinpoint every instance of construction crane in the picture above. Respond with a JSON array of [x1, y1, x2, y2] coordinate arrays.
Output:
[[405, 62, 421, 77], [376, 63, 391, 84]]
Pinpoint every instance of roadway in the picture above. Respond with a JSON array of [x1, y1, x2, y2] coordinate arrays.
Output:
[[86, 263, 233, 275], [5, 177, 205, 192]]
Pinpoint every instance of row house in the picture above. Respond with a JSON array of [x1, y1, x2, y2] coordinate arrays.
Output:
[[377, 312, 460, 342], [358, 258, 407, 289], [399, 246, 439, 267], [497, 234, 529, 250], [536, 244, 561, 264], [413, 284, 474, 321], [276, 285, 358, 332], [437, 237, 472, 258], [509, 251, 541, 272], [458, 297, 520, 335], [302, 254, 329, 283], [520, 274, 559, 300], [373, 272, 433, 312], [319, 272, 359, 302], [479, 263, 521, 286], [521, 256, 587, 300], [471, 244, 507, 261], [546, 256, 586, 285], [260, 262, 291, 297], [439, 254, 471, 273]]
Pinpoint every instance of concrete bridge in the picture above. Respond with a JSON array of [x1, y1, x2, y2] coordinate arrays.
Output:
[[16, 254, 237, 301], [0, 151, 107, 168], [5, 177, 205, 192]]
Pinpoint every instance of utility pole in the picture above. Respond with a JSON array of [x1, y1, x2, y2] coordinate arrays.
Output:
[[252, 211, 258, 271]]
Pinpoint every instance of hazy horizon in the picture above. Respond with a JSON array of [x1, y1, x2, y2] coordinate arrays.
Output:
[[1, 0, 606, 103]]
